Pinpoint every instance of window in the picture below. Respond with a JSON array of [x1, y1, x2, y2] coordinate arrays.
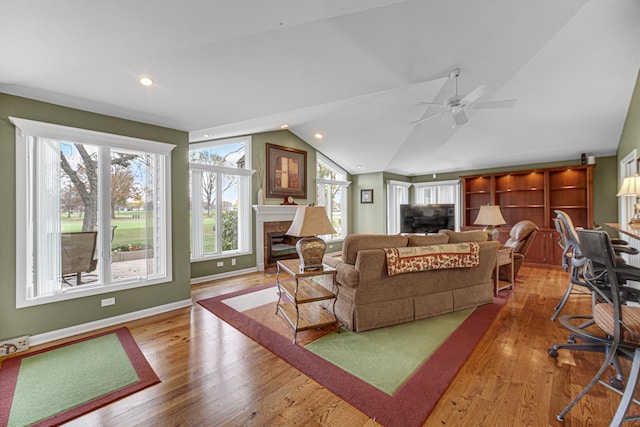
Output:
[[189, 136, 253, 260], [414, 180, 461, 230], [12, 117, 174, 308], [387, 180, 411, 234], [316, 153, 349, 241]]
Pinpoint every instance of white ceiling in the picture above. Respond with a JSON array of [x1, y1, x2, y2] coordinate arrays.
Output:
[[1, 0, 639, 176]]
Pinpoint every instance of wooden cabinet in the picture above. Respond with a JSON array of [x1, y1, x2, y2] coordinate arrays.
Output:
[[463, 165, 594, 266]]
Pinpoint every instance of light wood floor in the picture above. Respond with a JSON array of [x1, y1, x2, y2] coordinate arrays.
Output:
[[25, 265, 638, 426]]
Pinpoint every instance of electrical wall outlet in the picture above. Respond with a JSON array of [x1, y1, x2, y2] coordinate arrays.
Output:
[[231, 258, 236, 266], [217, 261, 224, 267], [1, 335, 30, 355], [101, 297, 116, 307]]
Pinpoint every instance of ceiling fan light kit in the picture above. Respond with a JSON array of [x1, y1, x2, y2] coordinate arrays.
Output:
[[412, 68, 515, 127]]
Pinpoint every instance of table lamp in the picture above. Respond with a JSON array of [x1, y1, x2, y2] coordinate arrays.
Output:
[[616, 174, 640, 225], [474, 204, 506, 241], [286, 206, 337, 271]]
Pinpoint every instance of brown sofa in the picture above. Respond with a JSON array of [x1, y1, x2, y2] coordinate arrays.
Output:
[[322, 231, 500, 332]]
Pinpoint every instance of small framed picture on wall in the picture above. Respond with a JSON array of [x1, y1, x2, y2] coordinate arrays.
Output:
[[360, 189, 373, 204]]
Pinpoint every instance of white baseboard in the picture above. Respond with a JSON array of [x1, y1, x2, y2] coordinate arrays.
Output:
[[190, 266, 258, 284], [30, 299, 193, 346]]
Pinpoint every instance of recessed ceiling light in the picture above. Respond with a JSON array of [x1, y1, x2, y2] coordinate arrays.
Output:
[[280, 124, 289, 129], [139, 76, 154, 86], [314, 133, 323, 140]]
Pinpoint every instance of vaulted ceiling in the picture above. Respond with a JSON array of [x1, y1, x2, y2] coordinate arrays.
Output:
[[1, 0, 639, 175]]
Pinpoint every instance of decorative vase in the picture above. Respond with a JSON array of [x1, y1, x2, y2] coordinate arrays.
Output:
[[257, 187, 265, 205]]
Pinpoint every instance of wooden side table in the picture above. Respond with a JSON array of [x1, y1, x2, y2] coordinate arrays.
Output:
[[495, 246, 514, 295], [275, 259, 339, 343]]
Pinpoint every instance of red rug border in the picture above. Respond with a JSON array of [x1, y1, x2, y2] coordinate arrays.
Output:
[[198, 284, 508, 427], [0, 327, 160, 427]]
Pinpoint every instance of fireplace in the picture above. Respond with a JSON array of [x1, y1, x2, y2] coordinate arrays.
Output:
[[253, 205, 299, 271], [267, 232, 300, 265]]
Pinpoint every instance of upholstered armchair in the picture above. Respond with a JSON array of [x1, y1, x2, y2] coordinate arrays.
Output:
[[499, 220, 539, 280]]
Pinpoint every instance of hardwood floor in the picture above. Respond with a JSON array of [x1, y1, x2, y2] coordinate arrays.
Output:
[[25, 266, 634, 426]]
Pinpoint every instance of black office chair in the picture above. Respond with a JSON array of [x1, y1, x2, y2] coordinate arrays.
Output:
[[548, 213, 620, 373], [551, 210, 639, 321], [556, 229, 640, 425], [551, 211, 589, 321]]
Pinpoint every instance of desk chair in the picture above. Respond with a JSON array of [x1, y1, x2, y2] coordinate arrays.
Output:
[[551, 210, 639, 321], [557, 229, 640, 425]]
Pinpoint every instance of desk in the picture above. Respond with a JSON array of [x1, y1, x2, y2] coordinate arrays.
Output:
[[495, 247, 514, 295], [605, 222, 640, 241]]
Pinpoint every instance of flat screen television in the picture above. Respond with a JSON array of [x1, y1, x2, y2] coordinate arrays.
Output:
[[400, 204, 455, 234]]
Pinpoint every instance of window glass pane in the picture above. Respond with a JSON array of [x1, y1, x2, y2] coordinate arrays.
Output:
[[110, 150, 158, 282], [203, 172, 217, 255], [315, 155, 348, 240], [190, 141, 245, 168], [329, 184, 342, 238], [59, 141, 98, 290], [221, 173, 239, 251], [317, 158, 345, 181]]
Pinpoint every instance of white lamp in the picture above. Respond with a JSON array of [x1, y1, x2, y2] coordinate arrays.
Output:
[[286, 206, 337, 271], [474, 204, 506, 241], [617, 174, 640, 225]]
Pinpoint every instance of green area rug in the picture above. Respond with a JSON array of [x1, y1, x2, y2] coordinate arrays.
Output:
[[0, 327, 160, 427], [305, 309, 473, 395]]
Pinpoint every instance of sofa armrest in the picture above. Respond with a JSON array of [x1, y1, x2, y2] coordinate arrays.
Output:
[[323, 255, 342, 269], [323, 254, 360, 288], [355, 249, 388, 283]]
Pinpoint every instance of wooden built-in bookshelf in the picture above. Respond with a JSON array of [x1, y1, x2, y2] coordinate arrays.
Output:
[[462, 165, 594, 266]]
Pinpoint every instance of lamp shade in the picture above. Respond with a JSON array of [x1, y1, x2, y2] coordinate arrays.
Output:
[[617, 175, 640, 197], [286, 206, 337, 237], [286, 206, 336, 271], [474, 205, 506, 226]]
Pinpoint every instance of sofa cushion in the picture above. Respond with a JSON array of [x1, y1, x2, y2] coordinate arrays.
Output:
[[384, 243, 480, 276], [342, 234, 409, 265], [408, 233, 449, 247], [438, 229, 488, 243]]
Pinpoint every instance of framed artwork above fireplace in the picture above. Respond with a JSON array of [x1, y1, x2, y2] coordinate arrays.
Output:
[[266, 143, 307, 199]]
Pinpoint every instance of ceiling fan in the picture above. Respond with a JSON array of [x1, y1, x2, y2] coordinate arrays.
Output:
[[412, 68, 516, 127]]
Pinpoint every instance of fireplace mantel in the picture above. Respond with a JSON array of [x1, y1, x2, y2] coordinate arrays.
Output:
[[253, 205, 299, 271]]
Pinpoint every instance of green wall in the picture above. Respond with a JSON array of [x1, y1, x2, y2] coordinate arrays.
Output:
[[0, 93, 191, 340], [351, 172, 386, 234], [618, 70, 640, 176], [592, 155, 619, 227]]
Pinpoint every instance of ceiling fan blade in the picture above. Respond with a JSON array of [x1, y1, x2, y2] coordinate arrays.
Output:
[[411, 111, 444, 126], [471, 99, 516, 109], [417, 101, 444, 107], [452, 110, 468, 127], [460, 84, 492, 106]]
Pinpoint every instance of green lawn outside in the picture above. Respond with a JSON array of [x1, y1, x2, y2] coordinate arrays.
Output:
[[62, 211, 154, 250], [62, 210, 218, 252]]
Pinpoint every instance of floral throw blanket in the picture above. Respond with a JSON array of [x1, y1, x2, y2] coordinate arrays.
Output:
[[384, 243, 480, 276]]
